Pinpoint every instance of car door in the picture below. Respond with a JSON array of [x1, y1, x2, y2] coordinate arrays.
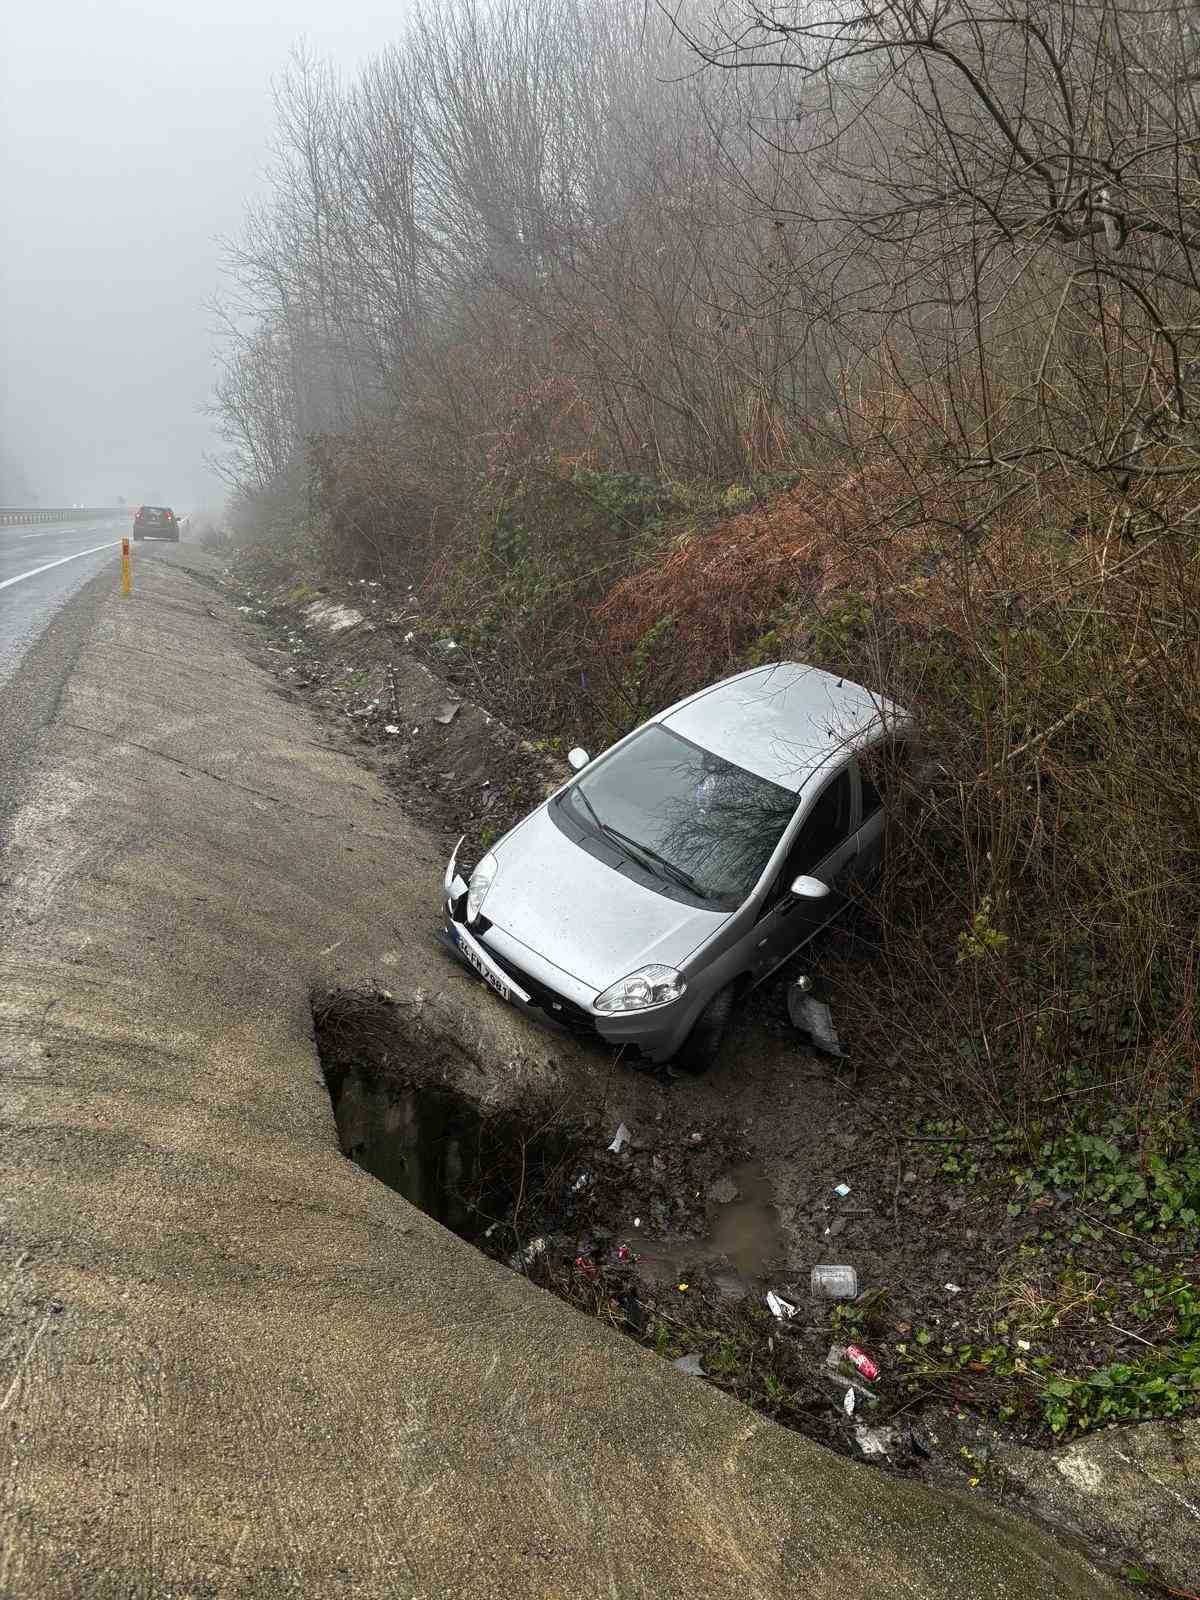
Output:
[[850, 735, 909, 892], [747, 766, 858, 982]]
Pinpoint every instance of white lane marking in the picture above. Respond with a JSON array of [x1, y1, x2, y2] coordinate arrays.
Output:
[[19, 527, 82, 540], [0, 541, 120, 592]]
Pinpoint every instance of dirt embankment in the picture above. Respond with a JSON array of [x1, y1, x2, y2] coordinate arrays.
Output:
[[222, 553, 1198, 1597]]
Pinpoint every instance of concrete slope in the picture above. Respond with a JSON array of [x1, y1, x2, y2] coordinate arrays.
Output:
[[0, 553, 1125, 1599]]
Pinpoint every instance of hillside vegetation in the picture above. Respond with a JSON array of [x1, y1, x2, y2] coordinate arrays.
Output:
[[217, 1, 1200, 1147]]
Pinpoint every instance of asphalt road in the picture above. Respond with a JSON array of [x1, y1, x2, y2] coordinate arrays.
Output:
[[0, 513, 133, 689], [0, 515, 181, 846]]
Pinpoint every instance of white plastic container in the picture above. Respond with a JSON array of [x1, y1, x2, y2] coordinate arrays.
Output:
[[810, 1264, 858, 1299]]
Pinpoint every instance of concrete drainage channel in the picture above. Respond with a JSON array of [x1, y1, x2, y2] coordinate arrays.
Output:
[[312, 989, 1200, 1594], [312, 987, 859, 1457], [325, 1055, 575, 1247]]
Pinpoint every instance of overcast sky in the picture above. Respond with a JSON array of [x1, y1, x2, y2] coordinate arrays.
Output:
[[1, 1, 410, 511]]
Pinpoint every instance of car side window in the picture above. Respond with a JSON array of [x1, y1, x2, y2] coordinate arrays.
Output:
[[858, 739, 908, 819], [761, 769, 852, 914]]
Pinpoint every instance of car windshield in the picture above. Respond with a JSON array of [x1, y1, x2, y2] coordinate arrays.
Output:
[[561, 724, 797, 910]]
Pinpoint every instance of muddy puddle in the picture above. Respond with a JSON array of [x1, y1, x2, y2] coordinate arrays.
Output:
[[631, 1162, 785, 1295]]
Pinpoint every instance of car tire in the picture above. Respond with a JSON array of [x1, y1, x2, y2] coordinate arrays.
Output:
[[674, 983, 735, 1075]]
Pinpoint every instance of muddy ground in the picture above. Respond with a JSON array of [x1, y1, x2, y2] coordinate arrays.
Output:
[[220, 555, 1197, 1592]]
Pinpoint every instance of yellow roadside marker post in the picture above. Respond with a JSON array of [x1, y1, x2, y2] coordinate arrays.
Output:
[[121, 537, 131, 597]]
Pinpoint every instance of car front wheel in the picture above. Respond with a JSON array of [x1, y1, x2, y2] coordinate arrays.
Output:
[[673, 983, 734, 1074]]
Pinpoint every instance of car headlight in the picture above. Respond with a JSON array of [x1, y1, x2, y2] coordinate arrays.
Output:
[[594, 965, 685, 1014], [466, 852, 497, 923]]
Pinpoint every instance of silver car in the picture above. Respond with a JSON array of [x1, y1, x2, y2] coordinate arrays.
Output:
[[439, 662, 911, 1071]]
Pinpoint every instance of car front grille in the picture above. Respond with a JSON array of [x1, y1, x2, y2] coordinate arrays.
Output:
[[484, 946, 597, 1036]]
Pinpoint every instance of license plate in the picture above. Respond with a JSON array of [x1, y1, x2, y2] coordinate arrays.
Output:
[[454, 927, 512, 1003]]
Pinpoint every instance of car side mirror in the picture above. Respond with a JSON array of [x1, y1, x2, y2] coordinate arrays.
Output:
[[790, 874, 830, 900], [567, 747, 590, 771]]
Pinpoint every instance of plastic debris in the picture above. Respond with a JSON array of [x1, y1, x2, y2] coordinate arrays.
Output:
[[510, 1236, 546, 1269], [810, 1264, 858, 1299], [569, 1171, 591, 1194], [944, 1282, 963, 1294], [673, 1354, 706, 1377], [677, 1282, 689, 1293], [833, 1182, 851, 1197], [434, 702, 461, 725], [607, 1122, 632, 1154], [854, 1424, 898, 1456], [843, 1387, 856, 1416], [574, 1255, 598, 1277], [384, 724, 401, 735], [822, 1347, 880, 1407], [766, 1290, 798, 1322], [844, 1343, 881, 1381], [612, 1243, 634, 1263], [632, 1217, 642, 1228]]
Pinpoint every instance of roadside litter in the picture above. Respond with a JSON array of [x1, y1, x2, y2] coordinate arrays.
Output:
[[673, 1354, 706, 1377], [823, 1344, 880, 1408], [810, 1265, 858, 1299], [766, 1290, 798, 1322], [833, 1182, 851, 1197], [607, 1122, 631, 1154], [844, 1343, 881, 1381], [509, 1236, 547, 1270], [854, 1424, 899, 1456]]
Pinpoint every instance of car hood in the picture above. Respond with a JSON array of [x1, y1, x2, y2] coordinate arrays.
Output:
[[485, 805, 728, 991]]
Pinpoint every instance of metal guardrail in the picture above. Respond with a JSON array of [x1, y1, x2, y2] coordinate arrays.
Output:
[[0, 507, 126, 528]]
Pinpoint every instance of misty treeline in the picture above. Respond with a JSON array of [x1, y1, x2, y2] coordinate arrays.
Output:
[[218, 0, 1200, 1118]]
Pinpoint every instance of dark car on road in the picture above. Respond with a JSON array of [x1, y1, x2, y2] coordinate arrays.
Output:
[[132, 505, 180, 541]]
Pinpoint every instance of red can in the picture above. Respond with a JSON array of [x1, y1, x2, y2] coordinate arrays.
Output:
[[844, 1343, 880, 1381]]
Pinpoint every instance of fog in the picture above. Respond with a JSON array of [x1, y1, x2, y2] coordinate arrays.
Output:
[[0, 0, 410, 512]]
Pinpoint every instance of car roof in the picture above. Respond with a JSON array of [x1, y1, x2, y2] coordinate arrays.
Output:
[[659, 662, 910, 794]]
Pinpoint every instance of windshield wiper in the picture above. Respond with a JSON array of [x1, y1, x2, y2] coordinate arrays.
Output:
[[595, 822, 708, 899], [569, 785, 707, 898], [570, 782, 606, 836]]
